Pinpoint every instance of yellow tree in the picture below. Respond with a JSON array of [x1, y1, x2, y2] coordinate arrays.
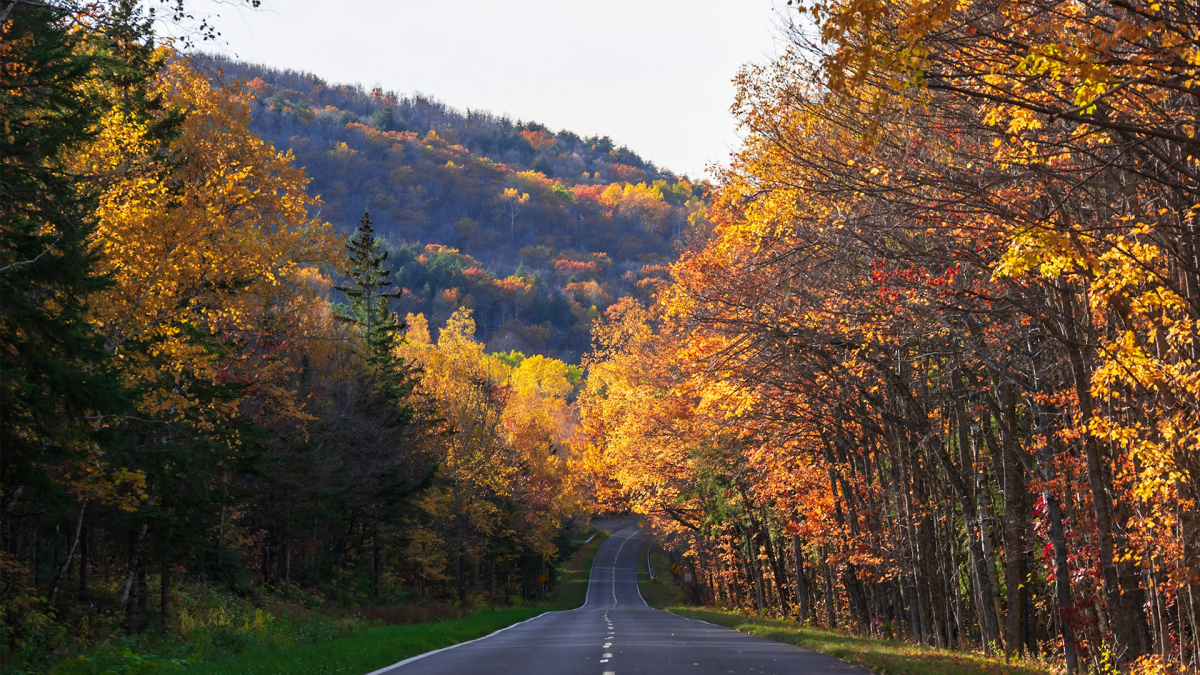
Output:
[[82, 56, 336, 433], [71, 56, 338, 612], [401, 308, 584, 599], [500, 187, 530, 240], [401, 308, 513, 601], [503, 354, 580, 560]]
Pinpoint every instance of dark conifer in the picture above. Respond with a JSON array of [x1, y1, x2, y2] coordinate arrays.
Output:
[[335, 212, 418, 423], [0, 5, 125, 504]]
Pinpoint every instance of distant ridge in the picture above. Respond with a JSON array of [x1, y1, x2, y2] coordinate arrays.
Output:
[[200, 55, 709, 362]]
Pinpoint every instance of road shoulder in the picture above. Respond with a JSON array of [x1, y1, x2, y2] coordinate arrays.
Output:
[[636, 541, 1052, 675]]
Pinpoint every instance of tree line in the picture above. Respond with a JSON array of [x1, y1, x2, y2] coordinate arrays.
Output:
[[1, 3, 582, 670], [201, 56, 708, 361], [578, 1, 1198, 673]]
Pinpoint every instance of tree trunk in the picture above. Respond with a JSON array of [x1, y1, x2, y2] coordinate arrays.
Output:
[[748, 531, 766, 613], [160, 558, 170, 619], [1057, 283, 1140, 662], [30, 524, 39, 584], [490, 558, 497, 605], [117, 522, 148, 617], [284, 508, 292, 595], [373, 517, 382, 602], [48, 499, 87, 607], [1000, 409, 1030, 659], [457, 545, 466, 604], [822, 548, 837, 628], [961, 398, 1006, 649], [77, 524, 88, 602], [759, 524, 787, 613], [902, 577, 923, 643], [1030, 340, 1079, 674], [793, 535, 809, 622], [217, 503, 226, 565], [1178, 478, 1200, 667], [844, 564, 870, 630], [137, 558, 147, 618], [1043, 472, 1079, 674], [928, 429, 1002, 652]]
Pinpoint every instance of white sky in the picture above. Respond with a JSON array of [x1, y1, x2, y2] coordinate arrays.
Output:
[[186, 0, 790, 179]]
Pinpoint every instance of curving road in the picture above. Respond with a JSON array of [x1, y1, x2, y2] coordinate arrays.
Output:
[[369, 525, 873, 675]]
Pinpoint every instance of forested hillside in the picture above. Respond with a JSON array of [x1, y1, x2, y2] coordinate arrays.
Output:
[[9, 2, 1197, 675], [203, 57, 708, 361], [1, 5, 604, 672]]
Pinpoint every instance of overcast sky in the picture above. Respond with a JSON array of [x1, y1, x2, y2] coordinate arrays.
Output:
[[186, 0, 789, 179]]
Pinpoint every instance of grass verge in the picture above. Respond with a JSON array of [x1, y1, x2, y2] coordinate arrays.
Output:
[[636, 542, 684, 608], [666, 610, 1051, 675], [558, 531, 610, 608], [636, 542, 1050, 675], [182, 532, 610, 675], [178, 608, 549, 675]]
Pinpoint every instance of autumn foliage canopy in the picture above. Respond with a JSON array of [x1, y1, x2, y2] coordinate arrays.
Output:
[[578, 0, 1199, 672], [1, 4, 583, 668]]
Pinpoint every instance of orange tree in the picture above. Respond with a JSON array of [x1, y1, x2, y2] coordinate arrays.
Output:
[[577, 3, 1199, 672]]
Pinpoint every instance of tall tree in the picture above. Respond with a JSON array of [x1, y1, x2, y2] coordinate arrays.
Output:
[[0, 2, 125, 515], [335, 211, 418, 419]]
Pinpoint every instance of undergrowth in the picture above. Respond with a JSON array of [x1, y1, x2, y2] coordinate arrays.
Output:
[[7, 530, 608, 675], [637, 541, 1054, 675]]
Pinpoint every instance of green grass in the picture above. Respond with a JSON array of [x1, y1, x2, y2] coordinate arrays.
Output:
[[636, 543, 1051, 675], [636, 542, 684, 608], [182, 532, 610, 675], [666, 610, 1052, 675], [178, 608, 550, 675], [558, 531, 610, 608]]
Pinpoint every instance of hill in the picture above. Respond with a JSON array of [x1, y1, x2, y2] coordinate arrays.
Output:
[[202, 56, 708, 361]]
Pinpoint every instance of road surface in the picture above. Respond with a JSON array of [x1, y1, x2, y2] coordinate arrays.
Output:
[[370, 525, 873, 675]]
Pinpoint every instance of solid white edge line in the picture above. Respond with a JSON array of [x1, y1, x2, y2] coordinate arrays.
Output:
[[585, 534, 614, 610], [368, 527, 632, 673], [634, 535, 650, 608], [363, 610, 555, 675], [664, 608, 717, 626], [659, 610, 852, 666]]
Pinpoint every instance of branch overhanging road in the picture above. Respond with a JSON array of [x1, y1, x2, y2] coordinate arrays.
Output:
[[370, 525, 873, 675]]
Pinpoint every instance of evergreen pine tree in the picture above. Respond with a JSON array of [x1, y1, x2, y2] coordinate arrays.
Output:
[[335, 212, 418, 424], [0, 5, 126, 502]]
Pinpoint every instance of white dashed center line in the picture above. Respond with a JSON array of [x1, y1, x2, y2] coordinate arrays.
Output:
[[598, 534, 638, 673]]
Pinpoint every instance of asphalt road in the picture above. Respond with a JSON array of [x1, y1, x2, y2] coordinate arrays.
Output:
[[371, 525, 874, 675]]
